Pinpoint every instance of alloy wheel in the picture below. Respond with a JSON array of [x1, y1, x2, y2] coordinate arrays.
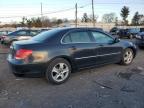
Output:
[[51, 63, 69, 82], [123, 49, 133, 64]]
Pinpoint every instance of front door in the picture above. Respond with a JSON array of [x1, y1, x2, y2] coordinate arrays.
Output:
[[90, 31, 122, 64]]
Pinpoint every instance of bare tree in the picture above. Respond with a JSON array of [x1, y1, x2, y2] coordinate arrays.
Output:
[[102, 13, 116, 23], [89, 14, 98, 23], [81, 13, 90, 23]]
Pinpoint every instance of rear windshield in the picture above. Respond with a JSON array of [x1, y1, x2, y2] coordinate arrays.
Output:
[[32, 29, 61, 42]]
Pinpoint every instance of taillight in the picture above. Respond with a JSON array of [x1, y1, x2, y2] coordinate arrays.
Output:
[[15, 49, 32, 60]]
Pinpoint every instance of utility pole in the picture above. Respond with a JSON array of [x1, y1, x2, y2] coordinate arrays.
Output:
[[75, 3, 78, 27], [41, 2, 43, 27], [92, 0, 95, 27]]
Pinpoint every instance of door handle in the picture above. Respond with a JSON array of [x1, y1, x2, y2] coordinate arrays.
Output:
[[70, 46, 77, 50]]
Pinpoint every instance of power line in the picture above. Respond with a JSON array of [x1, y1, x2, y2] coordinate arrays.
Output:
[[0, 2, 143, 19], [0, 4, 91, 19]]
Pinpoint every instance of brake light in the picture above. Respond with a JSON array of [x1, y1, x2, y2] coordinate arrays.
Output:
[[15, 49, 32, 60]]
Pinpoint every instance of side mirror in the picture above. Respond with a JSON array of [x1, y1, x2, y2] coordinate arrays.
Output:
[[114, 37, 120, 43]]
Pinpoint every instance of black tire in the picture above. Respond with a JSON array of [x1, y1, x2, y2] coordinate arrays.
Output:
[[120, 48, 134, 65], [46, 58, 71, 84]]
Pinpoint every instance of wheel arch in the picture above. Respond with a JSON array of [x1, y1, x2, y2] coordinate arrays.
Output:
[[47, 55, 78, 72], [126, 47, 137, 58]]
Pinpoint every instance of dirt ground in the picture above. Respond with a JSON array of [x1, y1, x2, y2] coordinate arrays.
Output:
[[0, 41, 144, 108]]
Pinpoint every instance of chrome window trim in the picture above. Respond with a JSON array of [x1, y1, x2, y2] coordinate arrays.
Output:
[[75, 52, 121, 60], [60, 29, 115, 45]]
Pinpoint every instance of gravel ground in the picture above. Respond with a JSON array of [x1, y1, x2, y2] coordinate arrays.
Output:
[[0, 40, 144, 108]]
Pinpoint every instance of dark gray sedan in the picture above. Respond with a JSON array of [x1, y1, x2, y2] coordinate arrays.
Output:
[[8, 28, 137, 84]]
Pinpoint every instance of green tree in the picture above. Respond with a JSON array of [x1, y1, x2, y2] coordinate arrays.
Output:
[[120, 6, 130, 25], [131, 12, 142, 25]]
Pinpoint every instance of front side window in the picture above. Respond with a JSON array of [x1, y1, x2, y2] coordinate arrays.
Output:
[[91, 32, 114, 44], [63, 31, 91, 43]]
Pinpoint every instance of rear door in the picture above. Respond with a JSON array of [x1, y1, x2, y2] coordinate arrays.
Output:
[[62, 29, 98, 68], [90, 31, 122, 64]]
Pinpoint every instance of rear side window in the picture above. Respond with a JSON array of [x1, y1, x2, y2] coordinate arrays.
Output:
[[63, 34, 71, 43], [63, 31, 91, 43]]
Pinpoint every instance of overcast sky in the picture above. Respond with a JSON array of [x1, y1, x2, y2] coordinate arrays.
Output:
[[0, 0, 144, 23]]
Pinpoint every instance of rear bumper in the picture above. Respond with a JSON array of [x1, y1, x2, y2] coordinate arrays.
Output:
[[7, 57, 47, 77]]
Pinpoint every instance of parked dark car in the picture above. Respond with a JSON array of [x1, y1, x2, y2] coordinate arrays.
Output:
[[117, 29, 127, 38], [7, 28, 137, 84], [110, 28, 142, 39], [1, 29, 40, 45], [0, 30, 11, 41], [126, 28, 140, 39], [118, 28, 139, 39], [109, 27, 120, 35], [135, 32, 144, 47]]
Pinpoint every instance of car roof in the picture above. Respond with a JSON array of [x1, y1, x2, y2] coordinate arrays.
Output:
[[52, 27, 103, 32]]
